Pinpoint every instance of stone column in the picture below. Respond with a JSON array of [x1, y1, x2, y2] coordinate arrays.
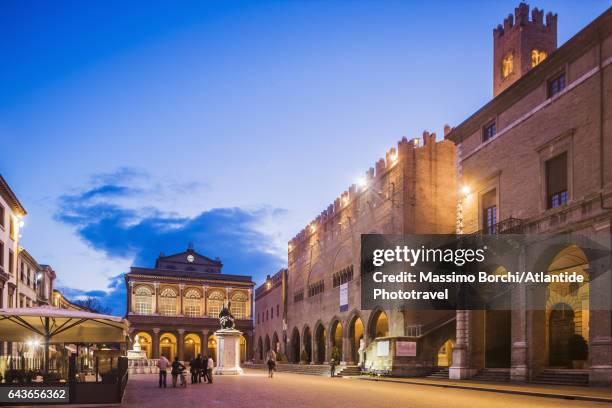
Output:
[[450, 310, 476, 379], [202, 285, 207, 317], [202, 330, 209, 357], [589, 249, 612, 386], [127, 328, 135, 350], [154, 283, 160, 314], [177, 329, 185, 361], [246, 330, 253, 361], [342, 333, 351, 364], [152, 328, 160, 359], [179, 284, 184, 316], [247, 288, 253, 318], [127, 281, 134, 315]]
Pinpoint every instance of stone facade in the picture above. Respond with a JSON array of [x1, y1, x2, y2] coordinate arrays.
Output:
[[446, 5, 612, 385], [254, 269, 286, 361], [125, 247, 255, 364], [255, 136, 457, 369]]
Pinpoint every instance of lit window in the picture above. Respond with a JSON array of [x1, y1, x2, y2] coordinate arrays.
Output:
[[548, 73, 566, 98], [482, 189, 497, 234], [501, 53, 514, 78], [531, 49, 547, 67], [207, 290, 225, 317], [546, 153, 568, 209], [184, 289, 201, 317], [231, 291, 248, 319], [483, 121, 496, 142], [159, 287, 177, 316]]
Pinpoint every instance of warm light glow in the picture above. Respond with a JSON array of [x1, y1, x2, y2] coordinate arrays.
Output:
[[502, 53, 514, 78], [342, 196, 349, 205], [389, 152, 398, 163], [461, 185, 471, 197], [19, 220, 25, 228], [356, 177, 367, 189], [288, 243, 293, 252], [531, 49, 547, 67], [309, 224, 317, 233]]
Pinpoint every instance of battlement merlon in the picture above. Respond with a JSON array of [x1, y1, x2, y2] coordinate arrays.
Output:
[[288, 131, 454, 250], [493, 3, 557, 38]]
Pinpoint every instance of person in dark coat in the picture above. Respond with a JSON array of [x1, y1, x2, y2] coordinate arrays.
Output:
[[330, 358, 337, 377], [190, 355, 201, 384], [200, 354, 208, 383]]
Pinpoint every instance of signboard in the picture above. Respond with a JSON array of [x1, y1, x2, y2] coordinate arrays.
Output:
[[376, 340, 389, 357], [339, 283, 348, 312], [396, 341, 417, 357]]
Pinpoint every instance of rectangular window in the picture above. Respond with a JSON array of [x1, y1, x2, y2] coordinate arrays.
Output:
[[483, 121, 496, 142], [8, 250, 13, 274], [0, 205, 4, 228], [9, 217, 15, 240], [277, 304, 279, 316], [0, 241, 4, 270], [548, 72, 566, 98], [482, 189, 497, 234], [546, 153, 568, 209]]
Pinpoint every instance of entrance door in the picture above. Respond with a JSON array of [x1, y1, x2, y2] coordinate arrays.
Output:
[[549, 304, 575, 367]]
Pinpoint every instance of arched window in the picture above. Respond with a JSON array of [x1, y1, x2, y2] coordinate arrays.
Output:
[[207, 290, 225, 317], [160, 287, 177, 316], [231, 291, 248, 319], [184, 289, 201, 317], [502, 52, 514, 78], [531, 49, 547, 67], [134, 286, 153, 315]]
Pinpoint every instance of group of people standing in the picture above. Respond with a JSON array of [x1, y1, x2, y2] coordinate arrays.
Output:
[[156, 354, 215, 388]]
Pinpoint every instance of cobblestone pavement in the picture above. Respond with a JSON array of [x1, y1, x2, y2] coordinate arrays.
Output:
[[116, 369, 609, 408]]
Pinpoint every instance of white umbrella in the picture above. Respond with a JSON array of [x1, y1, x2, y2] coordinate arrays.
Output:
[[0, 306, 128, 373]]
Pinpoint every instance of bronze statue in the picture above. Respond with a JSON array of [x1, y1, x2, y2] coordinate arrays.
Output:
[[219, 301, 235, 329]]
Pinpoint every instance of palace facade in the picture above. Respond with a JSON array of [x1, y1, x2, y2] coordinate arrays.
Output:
[[255, 3, 612, 386], [125, 247, 255, 363]]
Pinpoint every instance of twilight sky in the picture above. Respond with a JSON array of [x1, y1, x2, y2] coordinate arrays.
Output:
[[1, 0, 609, 315]]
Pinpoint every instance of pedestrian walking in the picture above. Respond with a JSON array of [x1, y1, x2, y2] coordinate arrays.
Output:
[[330, 358, 337, 377], [206, 356, 214, 384], [158, 355, 169, 388], [200, 354, 208, 383], [171, 356, 187, 388], [190, 355, 201, 384], [266, 350, 277, 378]]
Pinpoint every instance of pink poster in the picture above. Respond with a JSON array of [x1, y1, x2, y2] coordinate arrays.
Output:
[[396, 341, 417, 357]]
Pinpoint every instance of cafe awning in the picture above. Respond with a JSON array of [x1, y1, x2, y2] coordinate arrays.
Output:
[[0, 306, 128, 343]]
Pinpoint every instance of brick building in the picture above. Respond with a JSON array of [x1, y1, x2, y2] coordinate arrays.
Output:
[[446, 3, 612, 386], [255, 136, 457, 369], [125, 246, 255, 363], [254, 2, 612, 386]]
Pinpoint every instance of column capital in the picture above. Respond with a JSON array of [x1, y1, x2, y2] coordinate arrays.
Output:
[[153, 327, 160, 334], [178, 328, 185, 335], [179, 283, 185, 289], [154, 282, 160, 288], [129, 281, 134, 287]]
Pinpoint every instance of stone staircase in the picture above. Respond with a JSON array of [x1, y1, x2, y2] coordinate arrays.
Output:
[[247, 363, 331, 376], [471, 368, 511, 382], [531, 369, 589, 386], [426, 367, 449, 379], [336, 365, 362, 377]]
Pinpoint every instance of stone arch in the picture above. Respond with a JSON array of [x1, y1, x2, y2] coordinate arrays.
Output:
[[184, 333, 201, 362], [272, 332, 280, 353], [347, 311, 364, 364], [265, 334, 271, 355], [133, 285, 154, 315], [257, 337, 263, 361], [314, 321, 327, 364], [302, 325, 312, 363], [367, 307, 389, 340], [328, 318, 343, 361], [290, 327, 301, 363], [134, 331, 153, 359], [159, 332, 177, 361], [207, 333, 218, 363]]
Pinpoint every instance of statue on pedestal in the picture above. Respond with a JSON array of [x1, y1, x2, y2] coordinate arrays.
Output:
[[358, 338, 366, 367], [219, 301, 235, 329]]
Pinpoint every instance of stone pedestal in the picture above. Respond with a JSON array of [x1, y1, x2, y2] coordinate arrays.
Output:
[[214, 329, 243, 375]]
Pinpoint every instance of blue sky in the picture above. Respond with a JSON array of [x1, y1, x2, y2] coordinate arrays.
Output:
[[1, 0, 609, 315]]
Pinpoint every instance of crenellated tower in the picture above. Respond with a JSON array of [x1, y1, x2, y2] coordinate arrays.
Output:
[[493, 2, 557, 96]]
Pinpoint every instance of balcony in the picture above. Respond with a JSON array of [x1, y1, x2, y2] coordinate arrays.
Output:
[[468, 217, 525, 235]]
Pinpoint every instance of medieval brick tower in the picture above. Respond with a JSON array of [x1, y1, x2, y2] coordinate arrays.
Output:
[[493, 2, 557, 96]]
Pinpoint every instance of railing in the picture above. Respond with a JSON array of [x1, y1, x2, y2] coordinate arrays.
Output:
[[469, 217, 525, 235]]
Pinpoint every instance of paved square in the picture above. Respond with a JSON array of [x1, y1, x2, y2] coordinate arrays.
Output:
[[117, 369, 606, 408]]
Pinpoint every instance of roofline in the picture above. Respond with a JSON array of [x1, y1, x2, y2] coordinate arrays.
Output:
[[0, 175, 27, 216], [127, 266, 253, 283], [18, 247, 41, 270], [445, 7, 612, 144]]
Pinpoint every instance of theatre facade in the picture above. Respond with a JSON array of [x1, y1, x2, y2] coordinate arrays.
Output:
[[255, 3, 612, 386], [125, 247, 254, 363]]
